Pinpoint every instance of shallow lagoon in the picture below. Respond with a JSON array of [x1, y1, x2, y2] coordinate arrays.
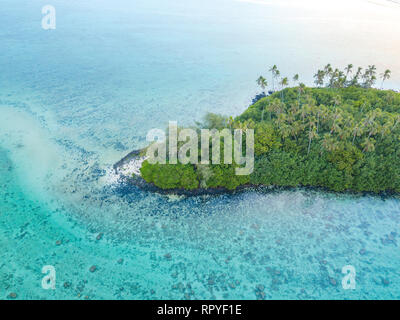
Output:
[[1, 0, 400, 299]]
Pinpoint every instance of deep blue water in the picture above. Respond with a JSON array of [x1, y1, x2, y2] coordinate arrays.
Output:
[[1, 0, 400, 299]]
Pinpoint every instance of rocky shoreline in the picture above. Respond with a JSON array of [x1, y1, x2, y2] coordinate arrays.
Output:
[[113, 149, 252, 196], [113, 148, 146, 173], [113, 149, 398, 198]]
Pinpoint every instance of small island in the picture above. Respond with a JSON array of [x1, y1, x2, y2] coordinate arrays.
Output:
[[116, 64, 400, 195]]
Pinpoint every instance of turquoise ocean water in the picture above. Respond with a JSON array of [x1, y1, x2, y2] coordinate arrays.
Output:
[[1, 0, 400, 299]]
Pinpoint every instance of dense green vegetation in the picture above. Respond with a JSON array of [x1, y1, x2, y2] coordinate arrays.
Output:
[[140, 65, 400, 194], [140, 162, 200, 190]]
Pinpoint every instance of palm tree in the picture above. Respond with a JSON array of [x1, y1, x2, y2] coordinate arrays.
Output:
[[279, 77, 289, 100], [351, 67, 363, 86], [306, 115, 318, 155], [363, 110, 379, 138], [368, 65, 377, 74], [272, 99, 285, 115], [320, 106, 330, 127], [290, 121, 302, 141], [352, 124, 364, 144], [279, 123, 291, 140], [370, 75, 377, 88], [330, 120, 342, 135], [298, 83, 306, 105], [257, 76, 268, 93], [337, 71, 346, 88], [269, 65, 279, 91], [380, 69, 391, 89], [345, 64, 353, 81], [379, 121, 392, 139], [363, 65, 377, 88], [362, 138, 376, 153], [392, 114, 400, 131], [322, 134, 338, 152], [275, 70, 281, 88], [276, 113, 288, 131], [327, 68, 336, 88], [266, 98, 283, 120], [314, 70, 325, 87], [362, 70, 369, 87], [329, 68, 343, 88], [299, 104, 308, 123], [323, 64, 333, 84], [286, 109, 296, 124], [330, 108, 342, 134], [324, 64, 333, 75], [332, 95, 342, 112], [315, 105, 325, 133], [228, 116, 234, 129], [280, 77, 289, 88], [308, 128, 318, 155], [261, 107, 266, 122], [293, 74, 299, 86]]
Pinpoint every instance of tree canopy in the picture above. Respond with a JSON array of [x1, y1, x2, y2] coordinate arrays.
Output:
[[140, 65, 399, 194]]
